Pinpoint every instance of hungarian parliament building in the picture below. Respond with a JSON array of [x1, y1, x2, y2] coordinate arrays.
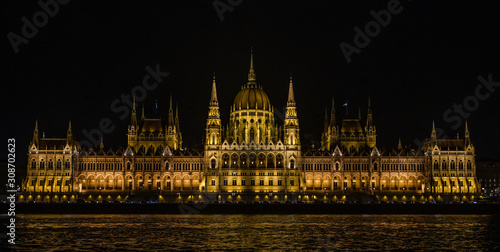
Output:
[[20, 53, 479, 203]]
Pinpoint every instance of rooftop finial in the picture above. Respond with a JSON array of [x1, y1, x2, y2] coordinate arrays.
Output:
[[287, 75, 295, 104], [211, 72, 218, 105], [247, 47, 256, 84]]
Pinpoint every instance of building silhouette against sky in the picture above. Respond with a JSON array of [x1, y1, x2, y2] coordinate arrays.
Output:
[[20, 52, 479, 203]]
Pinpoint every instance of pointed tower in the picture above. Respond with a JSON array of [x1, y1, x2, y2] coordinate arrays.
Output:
[[465, 120, 471, 146], [330, 97, 336, 127], [127, 98, 139, 148], [141, 105, 145, 120], [33, 120, 39, 147], [365, 97, 376, 148], [431, 120, 437, 143], [131, 96, 137, 125], [398, 138, 402, 150], [284, 75, 301, 166], [168, 94, 174, 126], [67, 120, 73, 143], [205, 73, 222, 146], [247, 48, 256, 86], [366, 97, 373, 127], [204, 73, 223, 195]]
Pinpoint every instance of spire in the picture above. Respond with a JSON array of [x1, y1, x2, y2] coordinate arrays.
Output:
[[330, 97, 336, 127], [168, 94, 174, 126], [141, 104, 145, 120], [33, 120, 39, 146], [287, 75, 295, 105], [368, 97, 372, 114], [431, 120, 437, 142], [247, 47, 256, 85], [465, 120, 470, 145], [366, 97, 373, 127], [358, 107, 362, 120], [175, 103, 179, 120], [398, 138, 402, 150], [67, 120, 73, 141], [99, 137, 104, 149], [131, 95, 137, 125], [210, 73, 218, 106]]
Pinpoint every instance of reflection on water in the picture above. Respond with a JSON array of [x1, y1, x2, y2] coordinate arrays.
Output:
[[11, 215, 500, 251]]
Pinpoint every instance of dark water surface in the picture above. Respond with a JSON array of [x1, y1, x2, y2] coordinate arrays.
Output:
[[10, 214, 500, 251]]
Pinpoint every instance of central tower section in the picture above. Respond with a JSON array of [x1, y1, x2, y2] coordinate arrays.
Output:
[[203, 50, 302, 200], [226, 52, 278, 144]]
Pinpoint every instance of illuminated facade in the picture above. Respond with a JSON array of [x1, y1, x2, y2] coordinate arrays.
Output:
[[20, 52, 480, 203]]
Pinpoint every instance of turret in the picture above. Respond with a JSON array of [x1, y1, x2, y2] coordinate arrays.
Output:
[[168, 94, 174, 126], [431, 120, 437, 143], [284, 75, 300, 147], [465, 120, 471, 146], [205, 73, 222, 146], [330, 97, 336, 127], [366, 97, 373, 128], [32, 120, 39, 147], [131, 96, 137, 125], [67, 120, 73, 143]]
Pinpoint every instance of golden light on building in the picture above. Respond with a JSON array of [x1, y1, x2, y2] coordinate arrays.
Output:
[[19, 50, 479, 203]]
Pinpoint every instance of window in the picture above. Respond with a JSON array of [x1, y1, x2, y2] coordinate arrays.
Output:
[[211, 179, 215, 186], [289, 159, 295, 169], [290, 180, 294, 186], [223, 180, 228, 186], [259, 180, 264, 186], [269, 180, 273, 186], [242, 180, 246, 186], [49, 160, 54, 169], [31, 159, 37, 169], [251, 180, 255, 186], [278, 180, 282, 186], [232, 180, 237, 186], [40, 160, 45, 169], [211, 159, 216, 169]]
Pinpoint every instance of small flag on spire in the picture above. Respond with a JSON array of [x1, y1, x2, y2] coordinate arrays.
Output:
[[343, 100, 348, 115]]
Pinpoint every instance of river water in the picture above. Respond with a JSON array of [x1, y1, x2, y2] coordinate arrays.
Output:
[[8, 214, 500, 251]]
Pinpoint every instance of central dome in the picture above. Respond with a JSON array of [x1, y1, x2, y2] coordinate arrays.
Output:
[[233, 86, 271, 110], [232, 49, 272, 111]]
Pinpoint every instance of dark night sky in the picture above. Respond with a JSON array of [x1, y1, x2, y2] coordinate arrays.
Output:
[[2, 0, 500, 166]]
